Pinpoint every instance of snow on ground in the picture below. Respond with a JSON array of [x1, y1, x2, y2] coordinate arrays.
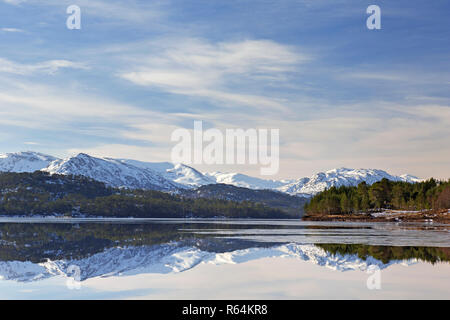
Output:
[[370, 210, 423, 218]]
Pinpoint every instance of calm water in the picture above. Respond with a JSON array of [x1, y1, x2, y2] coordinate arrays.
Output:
[[0, 218, 449, 299]]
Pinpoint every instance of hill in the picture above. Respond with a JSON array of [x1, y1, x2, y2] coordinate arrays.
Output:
[[0, 171, 290, 219], [304, 178, 450, 221], [180, 183, 307, 217]]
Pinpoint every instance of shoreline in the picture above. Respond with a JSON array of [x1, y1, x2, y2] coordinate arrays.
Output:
[[302, 209, 450, 223], [0, 216, 300, 222]]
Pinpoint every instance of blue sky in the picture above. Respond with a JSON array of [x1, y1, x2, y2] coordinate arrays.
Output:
[[0, 0, 449, 179]]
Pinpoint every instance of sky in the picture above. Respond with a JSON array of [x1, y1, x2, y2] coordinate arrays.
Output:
[[0, 0, 449, 179]]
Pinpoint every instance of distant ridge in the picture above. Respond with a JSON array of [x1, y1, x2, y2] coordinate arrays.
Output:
[[277, 167, 421, 196], [0, 151, 421, 196]]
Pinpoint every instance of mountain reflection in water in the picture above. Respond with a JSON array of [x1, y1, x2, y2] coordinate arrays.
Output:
[[0, 219, 448, 282]]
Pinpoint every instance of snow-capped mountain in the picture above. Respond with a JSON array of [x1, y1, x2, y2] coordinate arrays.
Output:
[[0, 243, 418, 282], [42, 153, 182, 191], [0, 151, 57, 173], [0, 151, 213, 191], [119, 160, 215, 188], [204, 171, 293, 190], [0, 151, 422, 196], [204, 168, 421, 196], [277, 168, 422, 196]]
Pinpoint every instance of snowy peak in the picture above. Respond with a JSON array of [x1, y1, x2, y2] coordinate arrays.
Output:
[[277, 167, 422, 196], [0, 151, 58, 173], [202, 168, 421, 196], [205, 171, 293, 190], [0, 151, 206, 191], [203, 168, 421, 195], [118, 159, 215, 188], [43, 153, 182, 191], [399, 173, 421, 183]]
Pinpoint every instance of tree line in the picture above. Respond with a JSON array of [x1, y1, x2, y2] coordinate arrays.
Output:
[[304, 178, 450, 215], [0, 171, 290, 219]]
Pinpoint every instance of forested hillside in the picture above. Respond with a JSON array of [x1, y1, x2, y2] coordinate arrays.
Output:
[[0, 171, 290, 219], [304, 178, 450, 215], [180, 183, 307, 217]]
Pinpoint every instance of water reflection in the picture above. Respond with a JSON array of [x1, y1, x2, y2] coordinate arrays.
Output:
[[0, 219, 449, 283]]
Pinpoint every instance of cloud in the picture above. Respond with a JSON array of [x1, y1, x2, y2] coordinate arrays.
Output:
[[345, 72, 407, 82], [0, 57, 88, 75], [270, 104, 450, 179], [1, 28, 24, 33], [120, 38, 308, 110], [0, 74, 203, 152], [0, 77, 152, 130], [1, 0, 25, 5], [5, 0, 164, 24], [67, 144, 170, 163], [64, 0, 162, 23]]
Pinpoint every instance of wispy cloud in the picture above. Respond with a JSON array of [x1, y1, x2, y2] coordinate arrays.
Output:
[[0, 57, 88, 75], [3, 0, 165, 23], [1, 0, 25, 5], [1, 27, 24, 33], [0, 74, 195, 143], [345, 72, 407, 82], [120, 38, 308, 110]]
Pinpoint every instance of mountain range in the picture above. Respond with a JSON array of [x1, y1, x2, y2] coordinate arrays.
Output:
[[0, 151, 421, 196]]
